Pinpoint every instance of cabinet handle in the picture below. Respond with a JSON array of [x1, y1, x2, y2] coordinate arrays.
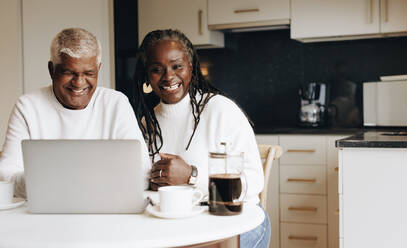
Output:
[[288, 206, 318, 212], [198, 9, 203, 35], [334, 167, 339, 172], [385, 0, 389, 22], [288, 235, 318, 241], [286, 149, 316, 153], [369, 0, 374, 23], [287, 178, 316, 183], [234, 8, 259, 14]]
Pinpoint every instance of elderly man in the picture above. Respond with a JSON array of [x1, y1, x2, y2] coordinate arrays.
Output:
[[0, 28, 150, 198]]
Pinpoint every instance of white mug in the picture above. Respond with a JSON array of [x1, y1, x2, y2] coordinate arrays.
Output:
[[158, 185, 203, 214], [0, 181, 14, 205]]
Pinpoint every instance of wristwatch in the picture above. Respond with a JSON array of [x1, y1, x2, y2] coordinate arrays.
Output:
[[188, 165, 198, 185]]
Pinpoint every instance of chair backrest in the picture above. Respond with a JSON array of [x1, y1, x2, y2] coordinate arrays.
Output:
[[258, 144, 283, 209]]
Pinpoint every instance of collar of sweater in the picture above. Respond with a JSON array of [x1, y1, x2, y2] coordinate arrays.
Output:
[[155, 93, 192, 118]]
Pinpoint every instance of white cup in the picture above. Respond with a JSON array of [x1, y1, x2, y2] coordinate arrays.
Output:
[[158, 185, 203, 214], [0, 181, 14, 205]]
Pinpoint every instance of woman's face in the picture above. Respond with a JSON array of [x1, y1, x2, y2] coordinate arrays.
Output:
[[147, 40, 192, 104]]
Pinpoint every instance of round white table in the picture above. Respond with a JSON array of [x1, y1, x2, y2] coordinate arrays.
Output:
[[0, 201, 264, 247]]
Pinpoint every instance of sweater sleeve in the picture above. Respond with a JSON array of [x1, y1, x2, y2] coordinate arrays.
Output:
[[207, 96, 264, 204], [0, 98, 30, 198], [113, 95, 151, 190]]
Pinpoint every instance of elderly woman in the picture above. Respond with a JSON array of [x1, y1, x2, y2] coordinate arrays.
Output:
[[133, 29, 269, 248]]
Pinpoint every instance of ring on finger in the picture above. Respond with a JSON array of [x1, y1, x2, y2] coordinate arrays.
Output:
[[159, 169, 163, 177]]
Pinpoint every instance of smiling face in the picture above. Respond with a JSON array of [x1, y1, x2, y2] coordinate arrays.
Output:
[[147, 40, 192, 104], [49, 53, 100, 109]]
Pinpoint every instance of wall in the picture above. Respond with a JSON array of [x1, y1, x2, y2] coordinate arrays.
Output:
[[0, 0, 23, 148], [197, 30, 407, 132], [21, 0, 114, 93]]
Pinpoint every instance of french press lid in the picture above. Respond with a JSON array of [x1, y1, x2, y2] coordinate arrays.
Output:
[[209, 142, 243, 159]]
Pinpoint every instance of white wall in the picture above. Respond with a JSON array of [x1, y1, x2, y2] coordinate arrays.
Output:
[[0, 0, 23, 148], [22, 0, 114, 92]]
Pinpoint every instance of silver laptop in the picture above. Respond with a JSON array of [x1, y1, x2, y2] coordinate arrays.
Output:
[[22, 140, 148, 214]]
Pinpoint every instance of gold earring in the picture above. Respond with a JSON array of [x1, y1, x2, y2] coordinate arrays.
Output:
[[143, 82, 153, 93]]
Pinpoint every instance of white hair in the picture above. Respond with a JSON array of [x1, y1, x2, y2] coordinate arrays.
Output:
[[50, 28, 102, 65]]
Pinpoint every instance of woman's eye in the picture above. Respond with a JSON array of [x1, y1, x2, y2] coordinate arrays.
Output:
[[150, 67, 162, 73]]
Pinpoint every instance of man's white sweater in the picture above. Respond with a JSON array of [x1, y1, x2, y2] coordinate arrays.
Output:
[[154, 93, 264, 204], [0, 86, 150, 197]]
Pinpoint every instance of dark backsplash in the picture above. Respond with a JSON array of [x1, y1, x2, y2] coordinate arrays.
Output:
[[196, 30, 407, 132], [113, 2, 407, 132]]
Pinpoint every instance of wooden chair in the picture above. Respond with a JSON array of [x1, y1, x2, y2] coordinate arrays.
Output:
[[258, 144, 283, 210]]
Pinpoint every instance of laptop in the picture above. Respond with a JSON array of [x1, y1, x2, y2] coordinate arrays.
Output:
[[22, 139, 148, 214]]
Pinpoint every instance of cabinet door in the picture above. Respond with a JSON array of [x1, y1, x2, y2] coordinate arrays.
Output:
[[341, 149, 407, 248], [138, 0, 223, 48], [281, 223, 327, 248], [279, 135, 326, 165], [207, 0, 289, 29], [291, 0, 380, 39], [380, 0, 407, 33]]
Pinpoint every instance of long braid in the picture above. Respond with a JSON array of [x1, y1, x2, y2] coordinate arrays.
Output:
[[134, 29, 249, 160]]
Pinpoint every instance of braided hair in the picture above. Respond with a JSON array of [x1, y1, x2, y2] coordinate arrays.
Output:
[[133, 29, 249, 160]]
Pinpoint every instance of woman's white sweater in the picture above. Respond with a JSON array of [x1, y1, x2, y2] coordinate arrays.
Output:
[[154, 93, 264, 204]]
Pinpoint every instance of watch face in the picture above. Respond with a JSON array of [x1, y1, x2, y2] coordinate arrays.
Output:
[[189, 165, 198, 185]]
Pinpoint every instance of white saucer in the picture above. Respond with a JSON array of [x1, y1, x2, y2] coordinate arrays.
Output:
[[146, 204, 206, 219], [0, 198, 25, 210]]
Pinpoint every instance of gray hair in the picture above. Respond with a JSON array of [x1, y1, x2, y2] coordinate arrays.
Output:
[[50, 28, 102, 65]]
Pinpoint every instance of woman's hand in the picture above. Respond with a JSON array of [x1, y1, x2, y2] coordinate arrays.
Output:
[[150, 153, 192, 187]]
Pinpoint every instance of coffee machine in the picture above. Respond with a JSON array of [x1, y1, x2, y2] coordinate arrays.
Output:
[[299, 83, 327, 127]]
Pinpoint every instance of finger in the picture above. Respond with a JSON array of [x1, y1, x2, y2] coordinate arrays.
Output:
[[151, 163, 168, 173], [150, 176, 168, 185], [159, 153, 178, 160], [150, 169, 167, 179]]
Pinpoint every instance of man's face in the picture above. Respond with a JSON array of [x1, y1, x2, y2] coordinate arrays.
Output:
[[49, 53, 100, 110]]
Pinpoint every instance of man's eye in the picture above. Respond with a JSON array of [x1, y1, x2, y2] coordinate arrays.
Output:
[[173, 64, 183, 70], [85, 71, 96, 76], [60, 70, 73, 75]]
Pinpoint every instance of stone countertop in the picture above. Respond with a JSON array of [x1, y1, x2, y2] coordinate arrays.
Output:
[[336, 131, 407, 148], [254, 126, 407, 135]]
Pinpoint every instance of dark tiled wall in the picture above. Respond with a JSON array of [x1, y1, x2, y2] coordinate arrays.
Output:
[[196, 30, 407, 132]]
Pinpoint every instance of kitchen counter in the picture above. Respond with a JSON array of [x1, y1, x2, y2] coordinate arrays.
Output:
[[336, 131, 407, 148], [254, 126, 407, 135]]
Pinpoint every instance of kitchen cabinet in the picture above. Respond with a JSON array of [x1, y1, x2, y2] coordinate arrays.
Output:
[[337, 132, 407, 248], [291, 0, 407, 42], [256, 134, 346, 248], [138, 0, 224, 49], [207, 0, 289, 30], [338, 148, 407, 247]]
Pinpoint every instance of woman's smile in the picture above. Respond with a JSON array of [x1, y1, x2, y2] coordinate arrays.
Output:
[[160, 82, 182, 92]]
